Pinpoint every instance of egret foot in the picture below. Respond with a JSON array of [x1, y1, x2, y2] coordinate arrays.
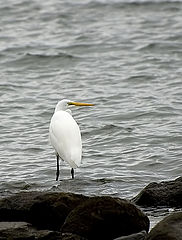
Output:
[[56, 154, 59, 181], [71, 168, 74, 179]]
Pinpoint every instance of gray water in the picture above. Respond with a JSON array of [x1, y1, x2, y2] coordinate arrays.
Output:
[[0, 0, 182, 228]]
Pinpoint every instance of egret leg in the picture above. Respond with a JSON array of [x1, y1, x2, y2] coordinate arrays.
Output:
[[56, 154, 59, 181], [71, 168, 74, 179]]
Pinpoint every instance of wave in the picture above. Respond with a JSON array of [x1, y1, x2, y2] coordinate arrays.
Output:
[[2, 50, 80, 67], [69, 0, 182, 8], [24, 52, 78, 60]]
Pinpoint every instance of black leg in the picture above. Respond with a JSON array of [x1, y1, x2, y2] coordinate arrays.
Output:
[[71, 168, 74, 179], [56, 154, 59, 181]]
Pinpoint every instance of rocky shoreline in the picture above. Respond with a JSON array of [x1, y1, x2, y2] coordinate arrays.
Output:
[[0, 177, 181, 240]]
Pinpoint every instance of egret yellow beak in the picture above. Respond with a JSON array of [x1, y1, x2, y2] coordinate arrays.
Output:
[[68, 101, 94, 106]]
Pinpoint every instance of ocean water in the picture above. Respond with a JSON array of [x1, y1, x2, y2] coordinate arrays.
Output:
[[0, 0, 182, 228]]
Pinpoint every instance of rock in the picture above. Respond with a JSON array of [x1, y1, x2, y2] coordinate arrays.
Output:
[[0, 221, 62, 240], [0, 191, 150, 239], [62, 233, 88, 240], [146, 212, 182, 240], [29, 192, 89, 230], [0, 191, 89, 230], [61, 196, 150, 240], [132, 177, 182, 207], [113, 230, 147, 240], [0, 191, 44, 222]]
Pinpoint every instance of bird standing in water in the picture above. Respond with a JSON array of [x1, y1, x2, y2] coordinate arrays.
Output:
[[49, 99, 94, 180]]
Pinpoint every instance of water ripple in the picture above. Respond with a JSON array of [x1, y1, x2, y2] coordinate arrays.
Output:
[[0, 0, 182, 228]]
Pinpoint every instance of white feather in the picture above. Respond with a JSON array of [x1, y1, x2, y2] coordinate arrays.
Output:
[[49, 109, 82, 169]]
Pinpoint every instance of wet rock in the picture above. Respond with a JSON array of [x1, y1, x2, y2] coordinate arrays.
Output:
[[29, 192, 89, 230], [0, 191, 45, 222], [113, 230, 147, 240], [62, 233, 88, 240], [0, 191, 150, 239], [0, 191, 89, 230], [0, 221, 62, 240], [61, 196, 150, 240], [146, 212, 182, 240], [133, 177, 182, 207]]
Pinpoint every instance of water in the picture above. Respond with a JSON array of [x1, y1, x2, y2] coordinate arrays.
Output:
[[0, 0, 182, 228]]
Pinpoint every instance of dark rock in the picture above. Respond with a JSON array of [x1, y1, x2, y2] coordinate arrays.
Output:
[[29, 192, 89, 230], [113, 230, 147, 240], [62, 233, 88, 240], [0, 221, 62, 240], [0, 191, 44, 222], [132, 177, 182, 207], [0, 191, 89, 230], [146, 212, 182, 240], [61, 196, 150, 240]]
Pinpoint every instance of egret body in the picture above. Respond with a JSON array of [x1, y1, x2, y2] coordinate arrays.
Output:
[[49, 99, 93, 180]]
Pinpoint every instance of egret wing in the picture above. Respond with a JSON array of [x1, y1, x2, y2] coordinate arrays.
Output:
[[49, 111, 82, 168]]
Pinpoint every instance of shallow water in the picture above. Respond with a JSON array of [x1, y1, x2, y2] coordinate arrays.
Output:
[[0, 0, 182, 228]]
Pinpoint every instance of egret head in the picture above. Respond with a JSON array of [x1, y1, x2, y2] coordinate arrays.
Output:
[[55, 99, 94, 112], [55, 99, 71, 112]]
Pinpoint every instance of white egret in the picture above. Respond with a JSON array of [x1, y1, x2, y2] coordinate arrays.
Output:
[[49, 99, 94, 180]]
